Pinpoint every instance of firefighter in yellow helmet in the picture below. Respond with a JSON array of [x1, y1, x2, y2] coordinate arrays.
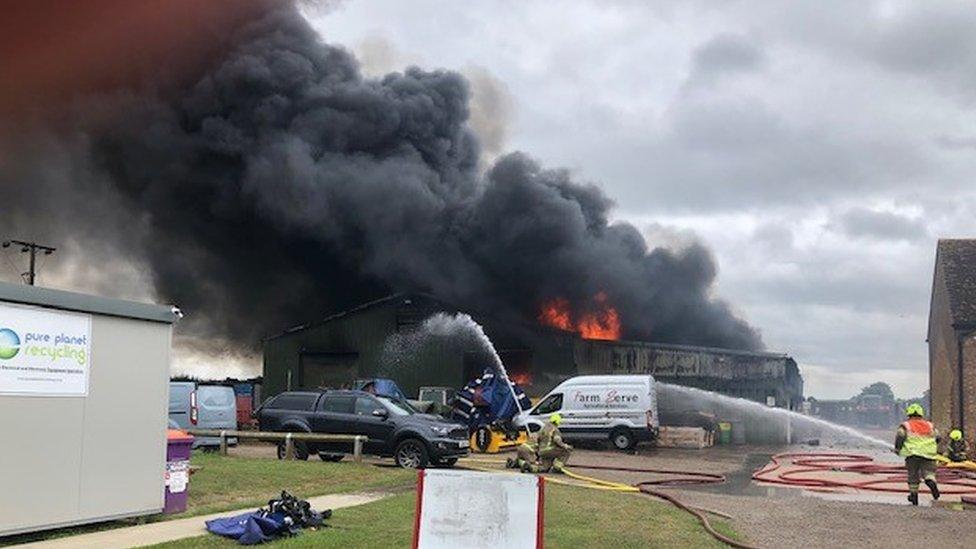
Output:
[[894, 403, 940, 506], [534, 413, 573, 473], [946, 429, 970, 463]]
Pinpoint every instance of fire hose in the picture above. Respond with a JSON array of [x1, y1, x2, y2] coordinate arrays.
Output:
[[564, 464, 751, 549], [752, 452, 976, 494], [461, 458, 753, 549]]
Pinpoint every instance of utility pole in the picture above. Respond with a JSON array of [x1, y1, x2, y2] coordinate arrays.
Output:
[[2, 240, 56, 286]]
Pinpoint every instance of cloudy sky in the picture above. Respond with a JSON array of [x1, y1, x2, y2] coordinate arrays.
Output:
[[303, 0, 976, 399]]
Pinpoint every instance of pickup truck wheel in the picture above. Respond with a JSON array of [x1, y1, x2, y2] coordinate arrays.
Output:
[[276, 440, 310, 460], [394, 439, 429, 469], [319, 453, 344, 462], [610, 427, 636, 450]]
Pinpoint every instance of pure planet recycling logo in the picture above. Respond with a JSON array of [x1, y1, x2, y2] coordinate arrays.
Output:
[[0, 328, 21, 359]]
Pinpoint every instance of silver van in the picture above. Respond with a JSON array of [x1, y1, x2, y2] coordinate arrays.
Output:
[[168, 382, 238, 448]]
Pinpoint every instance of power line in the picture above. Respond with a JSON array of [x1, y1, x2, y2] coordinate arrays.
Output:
[[1, 240, 56, 286]]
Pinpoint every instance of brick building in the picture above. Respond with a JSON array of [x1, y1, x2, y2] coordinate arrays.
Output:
[[928, 239, 976, 445]]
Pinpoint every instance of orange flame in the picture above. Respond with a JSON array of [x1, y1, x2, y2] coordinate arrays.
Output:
[[538, 292, 621, 340], [538, 297, 573, 331]]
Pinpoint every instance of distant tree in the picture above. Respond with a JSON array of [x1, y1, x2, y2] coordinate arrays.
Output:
[[859, 382, 895, 402]]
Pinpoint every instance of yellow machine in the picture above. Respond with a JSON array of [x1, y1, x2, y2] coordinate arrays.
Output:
[[470, 425, 529, 453]]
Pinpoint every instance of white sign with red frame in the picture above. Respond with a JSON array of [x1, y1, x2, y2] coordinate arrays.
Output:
[[412, 469, 545, 549]]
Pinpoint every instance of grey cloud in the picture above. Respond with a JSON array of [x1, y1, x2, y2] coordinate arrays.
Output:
[[738, 269, 924, 316], [596, 96, 931, 214], [834, 208, 928, 242], [747, 2, 976, 98], [935, 135, 976, 151], [688, 33, 765, 86], [868, 5, 976, 80], [751, 222, 794, 253]]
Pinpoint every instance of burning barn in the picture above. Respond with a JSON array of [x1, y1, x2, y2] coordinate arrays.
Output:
[[262, 293, 803, 409]]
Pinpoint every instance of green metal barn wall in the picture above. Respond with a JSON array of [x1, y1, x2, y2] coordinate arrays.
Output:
[[262, 294, 803, 409], [263, 296, 579, 399]]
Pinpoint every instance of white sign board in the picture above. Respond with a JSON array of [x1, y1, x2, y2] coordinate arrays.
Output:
[[413, 469, 544, 549], [0, 302, 92, 396]]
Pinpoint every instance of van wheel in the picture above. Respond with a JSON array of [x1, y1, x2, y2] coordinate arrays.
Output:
[[610, 427, 636, 450], [276, 441, 310, 460], [394, 439, 429, 469]]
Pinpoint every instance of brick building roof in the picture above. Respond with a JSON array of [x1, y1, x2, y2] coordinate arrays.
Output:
[[937, 239, 976, 327]]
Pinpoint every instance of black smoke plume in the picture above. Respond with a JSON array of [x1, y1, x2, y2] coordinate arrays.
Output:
[[0, 1, 762, 354]]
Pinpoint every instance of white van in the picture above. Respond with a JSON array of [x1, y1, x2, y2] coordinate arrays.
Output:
[[516, 375, 658, 450]]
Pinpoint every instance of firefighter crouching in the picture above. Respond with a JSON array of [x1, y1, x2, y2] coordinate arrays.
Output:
[[508, 413, 573, 473], [508, 435, 539, 470], [537, 413, 572, 472], [946, 429, 970, 463], [894, 404, 940, 506]]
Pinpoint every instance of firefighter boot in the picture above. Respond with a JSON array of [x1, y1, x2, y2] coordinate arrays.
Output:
[[506, 457, 517, 469], [908, 492, 919, 506], [925, 479, 940, 500]]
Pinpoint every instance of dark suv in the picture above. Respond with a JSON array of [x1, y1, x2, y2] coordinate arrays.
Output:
[[256, 390, 470, 468]]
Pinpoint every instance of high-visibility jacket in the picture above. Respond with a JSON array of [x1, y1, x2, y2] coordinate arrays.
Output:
[[897, 418, 938, 459]]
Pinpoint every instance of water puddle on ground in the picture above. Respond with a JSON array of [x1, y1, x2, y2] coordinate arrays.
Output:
[[685, 451, 937, 506]]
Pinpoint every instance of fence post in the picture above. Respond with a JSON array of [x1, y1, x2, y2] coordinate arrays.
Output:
[[353, 436, 363, 463], [219, 431, 228, 456], [285, 433, 295, 460]]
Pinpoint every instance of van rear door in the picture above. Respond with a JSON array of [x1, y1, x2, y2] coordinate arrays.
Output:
[[168, 382, 194, 430], [196, 386, 238, 446]]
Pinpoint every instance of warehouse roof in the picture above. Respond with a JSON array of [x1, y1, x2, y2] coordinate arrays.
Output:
[[268, 292, 453, 340], [0, 280, 180, 323], [935, 239, 976, 328]]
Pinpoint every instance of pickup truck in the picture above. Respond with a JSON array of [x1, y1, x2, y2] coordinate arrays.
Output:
[[256, 389, 470, 468]]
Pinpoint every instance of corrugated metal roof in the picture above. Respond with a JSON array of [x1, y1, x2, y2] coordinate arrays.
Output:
[[0, 281, 180, 323], [266, 292, 452, 341]]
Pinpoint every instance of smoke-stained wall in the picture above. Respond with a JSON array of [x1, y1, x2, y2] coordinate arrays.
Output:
[[574, 341, 803, 410], [3, 1, 762, 370]]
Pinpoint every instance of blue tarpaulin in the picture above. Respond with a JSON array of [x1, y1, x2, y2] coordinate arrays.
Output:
[[452, 370, 532, 431], [353, 378, 408, 401]]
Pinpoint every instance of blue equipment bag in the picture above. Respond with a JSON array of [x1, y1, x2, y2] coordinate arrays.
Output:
[[205, 512, 288, 545]]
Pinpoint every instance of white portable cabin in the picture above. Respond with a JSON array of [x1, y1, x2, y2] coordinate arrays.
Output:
[[0, 281, 179, 536]]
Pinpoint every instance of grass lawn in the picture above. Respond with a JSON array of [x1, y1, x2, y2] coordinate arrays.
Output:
[[148, 483, 740, 548], [0, 450, 414, 547], [184, 452, 414, 517]]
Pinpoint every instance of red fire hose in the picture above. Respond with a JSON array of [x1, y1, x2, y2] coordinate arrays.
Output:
[[752, 452, 976, 494]]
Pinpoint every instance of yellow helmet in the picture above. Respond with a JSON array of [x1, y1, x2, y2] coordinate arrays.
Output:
[[905, 403, 924, 417], [951, 429, 963, 441], [550, 413, 562, 426]]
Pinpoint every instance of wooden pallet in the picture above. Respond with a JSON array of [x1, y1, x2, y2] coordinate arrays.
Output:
[[657, 426, 712, 449]]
